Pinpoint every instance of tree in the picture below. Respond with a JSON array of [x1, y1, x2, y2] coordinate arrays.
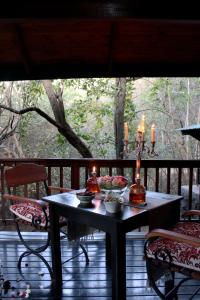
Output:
[[42, 80, 92, 158], [0, 82, 24, 157], [114, 78, 126, 159], [0, 78, 137, 159], [0, 80, 93, 158]]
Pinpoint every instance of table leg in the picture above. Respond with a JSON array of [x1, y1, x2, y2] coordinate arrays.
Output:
[[111, 225, 126, 300], [105, 233, 111, 267], [49, 204, 62, 289]]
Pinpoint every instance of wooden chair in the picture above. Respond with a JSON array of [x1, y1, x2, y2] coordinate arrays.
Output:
[[3, 163, 89, 278], [144, 210, 200, 299]]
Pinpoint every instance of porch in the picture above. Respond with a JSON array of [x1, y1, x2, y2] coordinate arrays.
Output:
[[0, 158, 200, 299], [1, 231, 199, 299], [0, 158, 199, 222]]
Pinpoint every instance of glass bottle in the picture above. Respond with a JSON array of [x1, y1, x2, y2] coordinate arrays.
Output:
[[129, 176, 146, 204], [86, 170, 101, 193]]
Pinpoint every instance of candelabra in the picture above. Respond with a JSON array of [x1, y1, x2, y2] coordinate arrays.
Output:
[[123, 117, 158, 161], [123, 136, 158, 159], [123, 118, 158, 205], [135, 130, 158, 159]]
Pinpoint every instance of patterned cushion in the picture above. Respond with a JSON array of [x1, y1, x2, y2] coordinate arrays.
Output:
[[146, 222, 200, 272], [10, 203, 49, 227]]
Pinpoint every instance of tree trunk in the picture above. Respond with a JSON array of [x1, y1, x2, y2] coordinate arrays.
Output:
[[0, 81, 93, 158], [114, 78, 127, 160], [42, 80, 93, 158]]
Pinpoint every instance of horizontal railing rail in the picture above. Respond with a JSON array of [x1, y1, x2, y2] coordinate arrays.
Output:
[[1, 158, 200, 221]]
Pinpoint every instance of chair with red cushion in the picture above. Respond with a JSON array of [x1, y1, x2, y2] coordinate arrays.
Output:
[[3, 163, 89, 279], [144, 210, 200, 299]]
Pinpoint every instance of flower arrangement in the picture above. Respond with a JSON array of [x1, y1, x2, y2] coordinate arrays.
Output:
[[98, 175, 128, 190], [104, 191, 121, 202], [104, 191, 122, 213]]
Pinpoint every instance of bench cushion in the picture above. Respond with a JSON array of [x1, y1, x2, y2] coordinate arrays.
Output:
[[10, 203, 49, 227], [146, 222, 200, 272]]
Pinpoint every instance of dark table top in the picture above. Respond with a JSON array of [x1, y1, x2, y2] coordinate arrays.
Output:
[[43, 190, 183, 223]]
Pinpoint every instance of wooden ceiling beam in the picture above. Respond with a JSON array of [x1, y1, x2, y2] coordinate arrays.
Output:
[[0, 1, 200, 20], [1, 61, 200, 81]]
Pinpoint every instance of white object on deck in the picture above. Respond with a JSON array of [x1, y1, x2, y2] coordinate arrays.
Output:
[[181, 185, 200, 210]]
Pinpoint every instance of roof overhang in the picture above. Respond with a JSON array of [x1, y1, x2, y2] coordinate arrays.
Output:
[[1, 1, 200, 80], [177, 125, 200, 141]]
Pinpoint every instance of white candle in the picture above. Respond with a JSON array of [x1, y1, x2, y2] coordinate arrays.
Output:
[[151, 124, 155, 142], [92, 166, 96, 173], [124, 122, 129, 141], [141, 115, 145, 141], [136, 158, 141, 172], [141, 115, 145, 133]]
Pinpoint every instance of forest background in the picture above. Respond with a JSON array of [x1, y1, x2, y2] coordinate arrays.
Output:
[[0, 77, 199, 161]]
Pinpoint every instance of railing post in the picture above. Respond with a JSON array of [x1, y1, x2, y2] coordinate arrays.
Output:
[[167, 167, 171, 194], [178, 168, 182, 195], [188, 167, 193, 210], [0, 163, 5, 223], [71, 162, 80, 190], [59, 166, 63, 188], [155, 167, 159, 192], [48, 167, 52, 187]]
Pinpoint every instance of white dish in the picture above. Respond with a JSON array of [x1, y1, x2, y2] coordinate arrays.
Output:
[[104, 201, 121, 213]]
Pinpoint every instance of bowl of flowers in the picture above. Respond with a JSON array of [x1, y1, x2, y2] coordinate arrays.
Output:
[[104, 191, 122, 213], [98, 175, 128, 193]]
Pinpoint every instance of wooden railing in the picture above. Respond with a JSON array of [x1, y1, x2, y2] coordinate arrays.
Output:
[[0, 158, 200, 221]]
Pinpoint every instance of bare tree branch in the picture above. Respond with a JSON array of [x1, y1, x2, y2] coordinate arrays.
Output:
[[0, 103, 93, 158], [0, 123, 18, 144], [42, 80, 93, 158]]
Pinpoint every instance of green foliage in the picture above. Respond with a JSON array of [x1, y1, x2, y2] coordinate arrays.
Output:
[[63, 78, 115, 99], [138, 77, 200, 159], [18, 82, 44, 145], [0, 78, 137, 159], [62, 79, 116, 157]]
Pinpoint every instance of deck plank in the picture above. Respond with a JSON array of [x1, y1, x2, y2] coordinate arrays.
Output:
[[0, 232, 199, 299]]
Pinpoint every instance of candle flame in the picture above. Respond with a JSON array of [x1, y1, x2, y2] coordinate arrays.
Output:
[[92, 166, 96, 173]]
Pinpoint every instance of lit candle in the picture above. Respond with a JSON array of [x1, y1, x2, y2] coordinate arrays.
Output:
[[136, 173, 140, 180], [141, 115, 145, 133], [136, 158, 141, 173], [124, 122, 129, 141], [92, 166, 96, 173], [137, 125, 142, 142], [141, 115, 145, 141], [151, 124, 155, 143]]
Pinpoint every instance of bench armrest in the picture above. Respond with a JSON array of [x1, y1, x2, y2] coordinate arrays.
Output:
[[146, 228, 200, 248], [182, 210, 200, 218], [3, 193, 47, 209]]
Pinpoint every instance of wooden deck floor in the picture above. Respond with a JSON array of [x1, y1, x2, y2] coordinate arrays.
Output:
[[0, 232, 199, 299]]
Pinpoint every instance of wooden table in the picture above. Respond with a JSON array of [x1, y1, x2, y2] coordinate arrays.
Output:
[[43, 191, 182, 300]]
